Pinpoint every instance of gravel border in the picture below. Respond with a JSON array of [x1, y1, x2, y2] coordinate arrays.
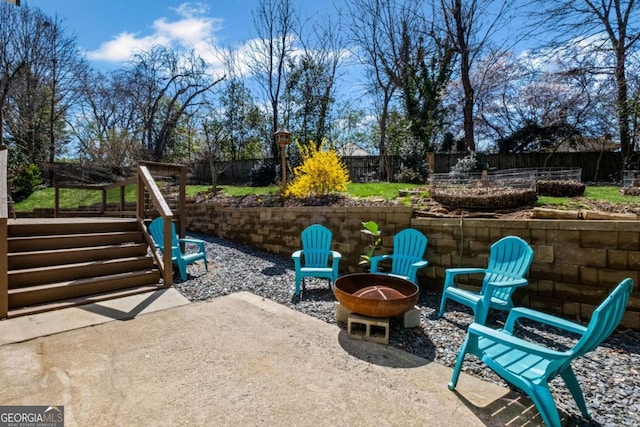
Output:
[[176, 232, 640, 427]]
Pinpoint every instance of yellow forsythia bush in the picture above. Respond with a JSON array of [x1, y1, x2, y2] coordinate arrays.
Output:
[[286, 140, 350, 198]]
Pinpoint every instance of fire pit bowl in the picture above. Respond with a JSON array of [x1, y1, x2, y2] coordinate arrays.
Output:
[[333, 273, 419, 318]]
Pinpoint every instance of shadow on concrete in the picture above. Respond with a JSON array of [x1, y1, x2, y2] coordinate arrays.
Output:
[[451, 388, 550, 427], [79, 288, 169, 320], [337, 329, 431, 368]]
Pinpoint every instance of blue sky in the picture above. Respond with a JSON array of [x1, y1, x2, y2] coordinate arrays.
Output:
[[27, 0, 334, 71]]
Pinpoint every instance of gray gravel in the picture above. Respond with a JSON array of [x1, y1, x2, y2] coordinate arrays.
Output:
[[177, 232, 640, 427]]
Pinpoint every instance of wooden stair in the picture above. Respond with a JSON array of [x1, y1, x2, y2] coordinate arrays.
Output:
[[6, 218, 163, 317]]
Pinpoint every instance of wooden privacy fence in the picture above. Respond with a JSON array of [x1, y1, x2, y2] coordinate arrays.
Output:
[[191, 152, 623, 184]]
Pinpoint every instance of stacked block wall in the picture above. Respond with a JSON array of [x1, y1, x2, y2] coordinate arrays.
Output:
[[186, 203, 640, 330]]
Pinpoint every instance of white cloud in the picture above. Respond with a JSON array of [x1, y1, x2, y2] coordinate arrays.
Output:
[[87, 2, 224, 65]]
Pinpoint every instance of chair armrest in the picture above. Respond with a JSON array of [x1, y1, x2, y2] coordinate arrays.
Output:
[[292, 250, 303, 269], [443, 268, 487, 290], [330, 251, 342, 268], [411, 260, 429, 269], [178, 238, 206, 250], [468, 322, 568, 360], [370, 254, 392, 271], [330, 251, 342, 273], [504, 307, 587, 335], [445, 267, 487, 276], [179, 238, 205, 244], [407, 260, 429, 283], [486, 278, 528, 288]]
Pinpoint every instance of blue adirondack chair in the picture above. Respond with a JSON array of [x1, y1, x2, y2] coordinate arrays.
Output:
[[149, 217, 208, 281], [369, 228, 428, 284], [449, 278, 634, 427], [292, 224, 342, 296], [438, 235, 533, 324]]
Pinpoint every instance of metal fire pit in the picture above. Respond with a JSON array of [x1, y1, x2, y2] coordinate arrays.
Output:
[[333, 273, 419, 318]]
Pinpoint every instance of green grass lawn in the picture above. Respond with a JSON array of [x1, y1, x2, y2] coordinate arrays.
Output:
[[15, 185, 139, 212], [13, 182, 635, 212], [536, 186, 637, 207]]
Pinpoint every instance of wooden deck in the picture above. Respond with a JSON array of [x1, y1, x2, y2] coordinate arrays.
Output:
[[8, 217, 138, 225]]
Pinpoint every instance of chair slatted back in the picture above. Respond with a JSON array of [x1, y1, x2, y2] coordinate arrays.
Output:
[[483, 236, 534, 301], [149, 217, 178, 257], [301, 224, 333, 268], [391, 229, 428, 277], [572, 278, 633, 358]]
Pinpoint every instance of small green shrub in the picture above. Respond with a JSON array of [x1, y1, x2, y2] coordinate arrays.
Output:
[[360, 220, 382, 265], [286, 140, 350, 198], [537, 180, 585, 197], [449, 152, 479, 177], [397, 136, 428, 183], [250, 159, 277, 187], [12, 163, 42, 202], [395, 165, 424, 184]]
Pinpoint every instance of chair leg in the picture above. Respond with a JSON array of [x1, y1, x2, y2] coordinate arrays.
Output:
[[437, 294, 448, 318], [448, 335, 470, 390], [560, 367, 591, 419], [294, 276, 302, 295], [473, 301, 490, 325], [527, 385, 562, 427], [178, 263, 188, 281]]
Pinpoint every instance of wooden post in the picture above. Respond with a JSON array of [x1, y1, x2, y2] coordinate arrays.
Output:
[[179, 165, 187, 239], [54, 185, 60, 218], [0, 217, 6, 318], [0, 148, 8, 317], [101, 187, 107, 215], [119, 185, 125, 216], [274, 128, 291, 194], [136, 167, 145, 220]]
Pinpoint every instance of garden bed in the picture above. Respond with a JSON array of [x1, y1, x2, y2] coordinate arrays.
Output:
[[191, 186, 640, 220], [430, 187, 537, 210]]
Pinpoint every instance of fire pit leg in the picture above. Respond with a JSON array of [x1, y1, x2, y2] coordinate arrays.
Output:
[[402, 307, 421, 328], [335, 302, 352, 323], [347, 313, 390, 345]]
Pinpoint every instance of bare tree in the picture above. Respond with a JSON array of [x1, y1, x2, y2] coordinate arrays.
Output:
[[438, 0, 512, 152], [346, 0, 405, 180], [125, 45, 224, 161], [72, 70, 143, 169], [532, 0, 640, 164], [218, 50, 266, 160], [0, 2, 25, 148], [285, 13, 345, 147], [199, 110, 231, 194], [42, 17, 89, 164], [474, 49, 610, 159], [247, 0, 297, 158], [1, 3, 51, 162]]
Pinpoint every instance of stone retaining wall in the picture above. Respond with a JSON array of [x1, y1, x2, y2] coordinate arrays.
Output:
[[186, 202, 413, 269], [186, 203, 640, 330], [412, 217, 640, 331]]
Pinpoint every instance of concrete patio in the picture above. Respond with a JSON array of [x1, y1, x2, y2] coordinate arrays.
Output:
[[0, 289, 543, 426]]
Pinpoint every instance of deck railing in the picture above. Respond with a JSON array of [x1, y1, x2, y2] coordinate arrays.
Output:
[[137, 164, 174, 286], [45, 161, 186, 288], [1, 158, 186, 312], [135, 161, 187, 287], [54, 178, 137, 217]]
